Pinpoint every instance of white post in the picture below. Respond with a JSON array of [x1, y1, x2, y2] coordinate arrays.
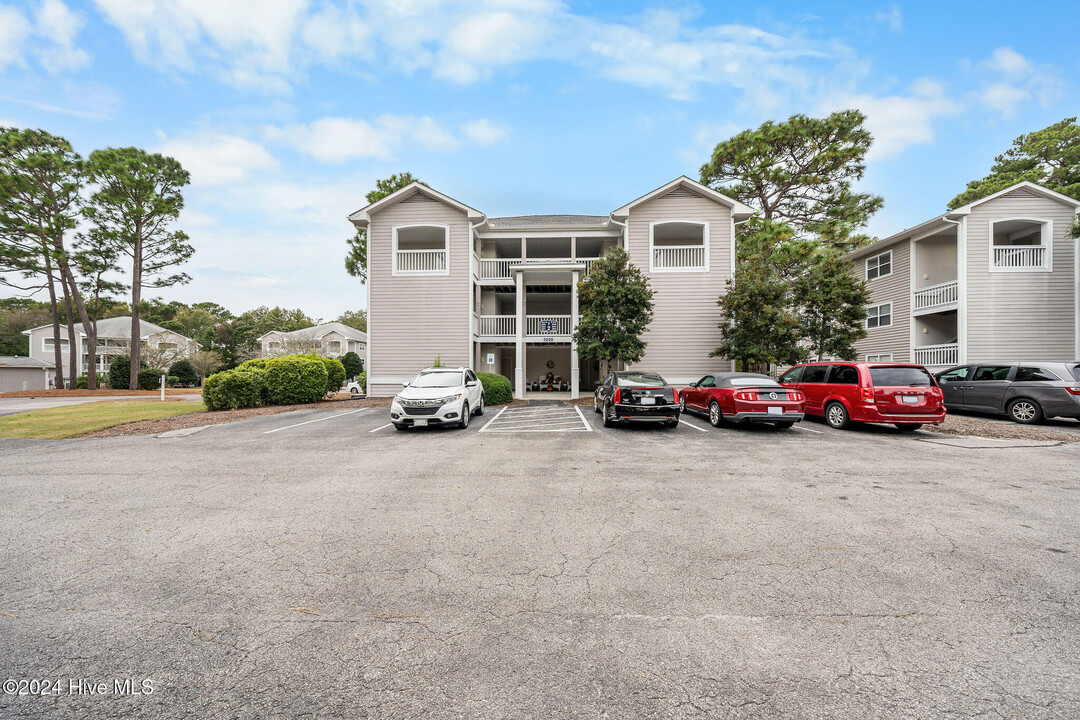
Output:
[[160, 374, 166, 401], [571, 269, 580, 400], [515, 270, 525, 399]]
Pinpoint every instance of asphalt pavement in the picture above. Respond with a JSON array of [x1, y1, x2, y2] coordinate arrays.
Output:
[[1, 402, 1078, 718]]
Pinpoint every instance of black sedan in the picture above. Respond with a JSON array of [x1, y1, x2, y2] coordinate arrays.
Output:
[[594, 371, 680, 428]]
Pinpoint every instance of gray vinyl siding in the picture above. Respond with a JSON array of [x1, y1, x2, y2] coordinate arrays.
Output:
[[367, 195, 472, 396], [965, 190, 1077, 362], [853, 239, 910, 362], [624, 188, 733, 383], [0, 366, 50, 391], [29, 326, 75, 373]]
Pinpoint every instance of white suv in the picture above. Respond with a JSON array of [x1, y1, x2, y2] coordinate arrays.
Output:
[[391, 367, 485, 430]]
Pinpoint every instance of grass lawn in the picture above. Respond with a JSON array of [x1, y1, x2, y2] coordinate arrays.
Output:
[[0, 401, 207, 439]]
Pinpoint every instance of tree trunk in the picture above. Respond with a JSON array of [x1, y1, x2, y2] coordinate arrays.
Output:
[[43, 257, 65, 389], [129, 239, 143, 391], [59, 261, 98, 390], [58, 266, 78, 385]]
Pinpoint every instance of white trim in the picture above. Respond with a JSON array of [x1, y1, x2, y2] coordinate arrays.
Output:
[[957, 216, 968, 364], [865, 353, 894, 362], [909, 238, 916, 364], [866, 302, 892, 329], [1075, 230, 1080, 361], [349, 182, 484, 224], [476, 229, 620, 239], [648, 220, 709, 273], [392, 224, 451, 277], [950, 180, 1080, 214], [865, 249, 892, 280], [611, 175, 757, 217], [987, 217, 1053, 273], [41, 336, 71, 352]]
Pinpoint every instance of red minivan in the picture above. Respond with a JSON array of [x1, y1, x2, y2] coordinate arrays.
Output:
[[779, 362, 946, 431]]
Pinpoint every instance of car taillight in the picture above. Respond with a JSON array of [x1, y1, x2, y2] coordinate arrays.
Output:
[[672, 388, 679, 403], [1066, 386, 1080, 396], [613, 387, 621, 404], [860, 387, 875, 403], [735, 390, 758, 401], [790, 391, 804, 402], [929, 386, 943, 398]]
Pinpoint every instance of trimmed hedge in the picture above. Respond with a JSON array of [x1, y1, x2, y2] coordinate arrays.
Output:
[[315, 355, 346, 395], [262, 355, 328, 406], [477, 372, 513, 406], [107, 355, 146, 389], [203, 367, 267, 410], [169, 359, 199, 386], [136, 368, 168, 390]]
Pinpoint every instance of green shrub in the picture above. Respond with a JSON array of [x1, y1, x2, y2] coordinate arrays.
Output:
[[477, 372, 513, 406], [341, 351, 363, 379], [137, 368, 167, 390], [107, 355, 146, 389], [75, 373, 109, 389], [355, 371, 366, 393], [262, 355, 328, 405], [166, 375, 180, 387], [203, 368, 267, 410], [314, 356, 346, 395], [239, 357, 269, 370], [169, 359, 199, 386]]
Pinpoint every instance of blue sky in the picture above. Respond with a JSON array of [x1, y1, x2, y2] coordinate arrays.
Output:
[[1, 0, 1077, 319]]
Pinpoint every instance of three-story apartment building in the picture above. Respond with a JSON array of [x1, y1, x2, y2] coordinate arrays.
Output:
[[349, 177, 755, 398], [849, 181, 1080, 369]]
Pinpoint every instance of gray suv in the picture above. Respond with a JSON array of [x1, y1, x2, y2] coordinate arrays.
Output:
[[934, 362, 1080, 424]]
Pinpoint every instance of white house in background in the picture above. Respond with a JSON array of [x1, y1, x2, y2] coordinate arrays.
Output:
[[0, 356, 54, 392], [348, 176, 756, 399], [23, 316, 199, 379], [258, 322, 367, 359], [848, 181, 1080, 370]]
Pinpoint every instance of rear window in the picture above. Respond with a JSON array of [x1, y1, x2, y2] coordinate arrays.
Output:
[[869, 366, 934, 387], [1071, 365, 1080, 382], [829, 365, 859, 385], [729, 378, 781, 388], [617, 373, 666, 387], [1015, 367, 1060, 382]]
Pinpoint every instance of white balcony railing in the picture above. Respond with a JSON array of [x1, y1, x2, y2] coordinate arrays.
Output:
[[652, 245, 705, 270], [913, 280, 959, 311], [478, 315, 516, 336], [526, 315, 572, 336], [914, 343, 958, 367], [993, 245, 1047, 270], [396, 249, 447, 274], [478, 257, 601, 280]]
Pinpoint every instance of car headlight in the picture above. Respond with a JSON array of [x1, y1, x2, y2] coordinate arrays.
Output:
[[435, 393, 463, 404]]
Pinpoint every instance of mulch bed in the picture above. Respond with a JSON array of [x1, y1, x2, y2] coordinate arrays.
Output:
[[925, 414, 1079, 443], [0, 388, 201, 398]]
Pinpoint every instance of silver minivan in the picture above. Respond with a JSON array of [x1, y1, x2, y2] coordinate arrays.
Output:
[[934, 362, 1080, 424]]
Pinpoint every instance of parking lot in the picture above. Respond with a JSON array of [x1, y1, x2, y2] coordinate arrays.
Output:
[[2, 401, 1079, 718]]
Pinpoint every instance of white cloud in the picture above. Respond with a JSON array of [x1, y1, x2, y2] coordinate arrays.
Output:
[[874, 5, 903, 33], [678, 121, 741, 164], [0, 5, 31, 70], [156, 131, 278, 186], [270, 114, 508, 163], [976, 47, 1064, 118], [460, 118, 509, 145], [983, 47, 1031, 80], [827, 79, 962, 160], [34, 0, 90, 72]]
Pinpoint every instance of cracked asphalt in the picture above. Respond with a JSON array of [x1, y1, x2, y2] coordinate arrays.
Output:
[[1, 404, 1079, 718]]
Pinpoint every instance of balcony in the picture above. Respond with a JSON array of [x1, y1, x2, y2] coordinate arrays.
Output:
[[395, 249, 447, 275], [478, 315, 515, 336], [651, 245, 705, 271], [477, 257, 598, 281], [913, 343, 958, 367], [912, 280, 958, 313], [993, 245, 1048, 271], [476, 315, 572, 338]]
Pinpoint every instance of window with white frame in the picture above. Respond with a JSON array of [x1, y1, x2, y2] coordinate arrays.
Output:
[[866, 251, 892, 279], [42, 337, 70, 351], [649, 221, 708, 272], [866, 303, 892, 329], [394, 224, 450, 276], [865, 353, 893, 362], [990, 218, 1051, 271]]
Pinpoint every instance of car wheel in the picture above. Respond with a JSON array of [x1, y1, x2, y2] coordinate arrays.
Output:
[[825, 402, 851, 430], [896, 424, 922, 432], [475, 395, 484, 416], [459, 402, 470, 429], [594, 394, 601, 414], [708, 401, 722, 427], [393, 423, 408, 431], [602, 401, 616, 428], [1007, 398, 1043, 424], [679, 396, 686, 413]]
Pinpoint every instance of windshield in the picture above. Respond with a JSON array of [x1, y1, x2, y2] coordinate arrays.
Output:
[[729, 378, 781, 388], [617, 373, 666, 387], [870, 366, 934, 387], [409, 371, 463, 388]]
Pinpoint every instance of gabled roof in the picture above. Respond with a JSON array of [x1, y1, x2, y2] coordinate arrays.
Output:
[[258, 322, 367, 343], [0, 356, 53, 368], [949, 180, 1080, 214], [347, 182, 485, 226], [610, 176, 757, 217], [22, 316, 194, 340]]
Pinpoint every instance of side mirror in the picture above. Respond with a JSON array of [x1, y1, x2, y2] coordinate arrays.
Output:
[[594, 380, 602, 387], [688, 382, 697, 388], [466, 380, 477, 387], [402, 382, 409, 388]]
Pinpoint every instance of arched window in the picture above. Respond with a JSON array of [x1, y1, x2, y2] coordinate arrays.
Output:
[[393, 224, 450, 276], [989, 218, 1052, 272]]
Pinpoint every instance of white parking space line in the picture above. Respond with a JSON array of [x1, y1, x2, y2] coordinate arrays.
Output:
[[478, 405, 509, 432], [680, 418, 709, 432], [480, 403, 591, 433], [792, 424, 825, 434], [369, 423, 393, 433], [573, 405, 593, 432], [264, 408, 367, 434]]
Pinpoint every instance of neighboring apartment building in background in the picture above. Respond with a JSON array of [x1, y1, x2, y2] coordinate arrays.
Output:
[[258, 322, 367, 360], [848, 181, 1080, 369], [22, 316, 199, 382], [349, 176, 755, 398]]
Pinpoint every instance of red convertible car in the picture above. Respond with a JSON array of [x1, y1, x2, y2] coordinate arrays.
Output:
[[679, 372, 806, 428]]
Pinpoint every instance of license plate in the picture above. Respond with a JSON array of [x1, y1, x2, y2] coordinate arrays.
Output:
[[899, 396, 919, 404], [414, 419, 428, 426], [767, 406, 783, 415], [641, 397, 656, 405]]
